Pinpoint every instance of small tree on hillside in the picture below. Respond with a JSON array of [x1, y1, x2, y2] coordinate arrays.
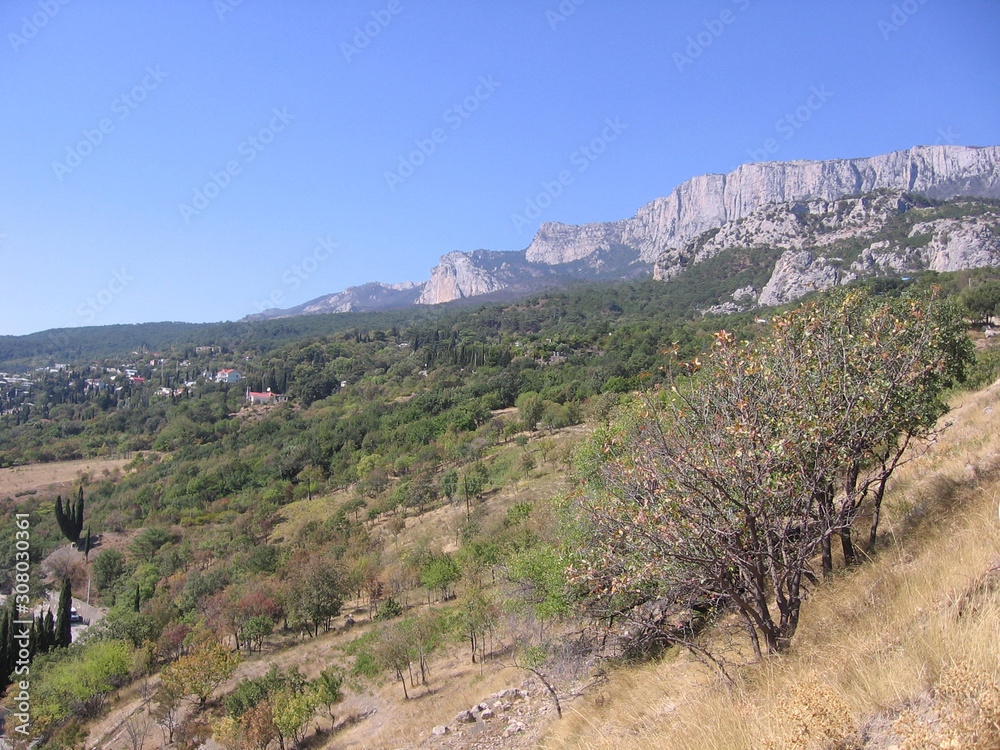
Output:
[[960, 280, 1000, 326], [420, 555, 460, 603], [516, 391, 544, 431], [314, 667, 344, 727], [440, 468, 459, 505], [289, 555, 344, 637], [161, 642, 239, 706], [371, 624, 415, 699]]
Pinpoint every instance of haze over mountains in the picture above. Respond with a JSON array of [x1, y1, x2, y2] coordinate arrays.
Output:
[[246, 145, 1000, 321]]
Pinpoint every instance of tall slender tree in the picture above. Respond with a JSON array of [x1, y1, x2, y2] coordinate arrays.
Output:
[[0, 604, 11, 690], [54, 487, 85, 546], [55, 578, 73, 647]]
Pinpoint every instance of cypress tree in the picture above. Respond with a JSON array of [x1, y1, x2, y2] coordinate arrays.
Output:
[[84, 527, 92, 560], [0, 605, 10, 690], [44, 610, 56, 653], [55, 578, 72, 648], [74, 487, 85, 539], [30, 614, 40, 658], [54, 495, 68, 538], [133, 584, 141, 613], [54, 489, 84, 546]]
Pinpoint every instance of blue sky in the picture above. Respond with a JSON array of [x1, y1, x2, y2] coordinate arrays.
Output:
[[1, 0, 998, 336]]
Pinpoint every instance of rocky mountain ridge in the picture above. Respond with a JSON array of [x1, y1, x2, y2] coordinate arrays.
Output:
[[248, 145, 1000, 319], [654, 191, 1000, 313], [523, 144, 1000, 268], [244, 281, 426, 320]]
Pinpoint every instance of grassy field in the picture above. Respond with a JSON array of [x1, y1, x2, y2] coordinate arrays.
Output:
[[0, 456, 132, 498]]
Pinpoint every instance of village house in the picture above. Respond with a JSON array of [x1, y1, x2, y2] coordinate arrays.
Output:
[[216, 368, 242, 383], [246, 389, 284, 405]]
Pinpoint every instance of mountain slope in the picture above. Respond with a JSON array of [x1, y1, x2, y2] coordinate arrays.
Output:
[[250, 145, 1000, 319], [654, 191, 1000, 311], [245, 281, 427, 320]]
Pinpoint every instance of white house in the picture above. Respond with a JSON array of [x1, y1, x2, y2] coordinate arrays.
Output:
[[246, 389, 284, 405], [216, 369, 242, 383]]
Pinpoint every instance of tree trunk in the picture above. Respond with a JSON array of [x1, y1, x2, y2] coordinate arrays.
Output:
[[867, 474, 889, 552], [817, 480, 835, 575], [742, 610, 762, 661], [840, 526, 857, 566], [398, 670, 409, 700]]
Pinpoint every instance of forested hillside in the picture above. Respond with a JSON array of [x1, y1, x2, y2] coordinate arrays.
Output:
[[2, 268, 1000, 749]]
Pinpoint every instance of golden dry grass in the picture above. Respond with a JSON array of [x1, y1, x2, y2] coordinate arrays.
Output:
[[542, 382, 1000, 750], [0, 456, 131, 497]]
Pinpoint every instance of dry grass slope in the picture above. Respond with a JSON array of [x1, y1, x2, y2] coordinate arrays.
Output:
[[543, 381, 1000, 750]]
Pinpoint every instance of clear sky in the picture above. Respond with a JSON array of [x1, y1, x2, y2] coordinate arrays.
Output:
[[1, 0, 998, 336]]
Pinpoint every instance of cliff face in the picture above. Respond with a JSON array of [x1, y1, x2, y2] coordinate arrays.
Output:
[[525, 145, 1000, 266], [416, 251, 523, 305], [648, 191, 1000, 311]]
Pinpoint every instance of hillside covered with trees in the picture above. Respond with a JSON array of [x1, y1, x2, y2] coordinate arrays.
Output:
[[2, 268, 1000, 749]]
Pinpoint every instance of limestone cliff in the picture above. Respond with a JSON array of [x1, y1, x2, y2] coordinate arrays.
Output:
[[649, 191, 1000, 311], [417, 251, 521, 305], [526, 145, 1000, 266]]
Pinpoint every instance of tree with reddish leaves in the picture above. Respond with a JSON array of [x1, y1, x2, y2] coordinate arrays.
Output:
[[571, 289, 970, 658]]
